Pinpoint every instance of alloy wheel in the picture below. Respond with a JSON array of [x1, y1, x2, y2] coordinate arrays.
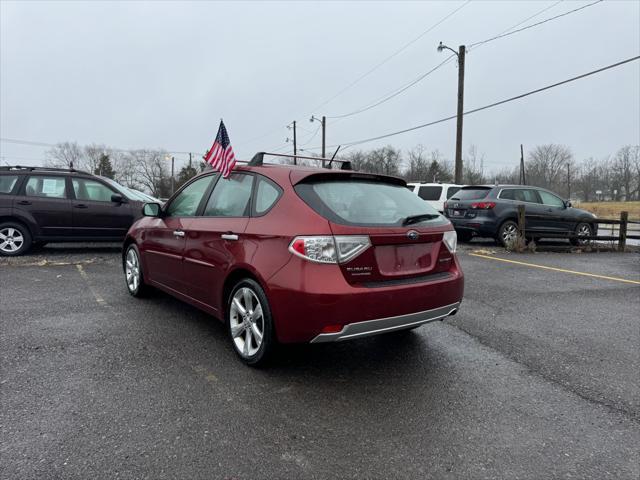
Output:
[[229, 287, 264, 358], [501, 223, 518, 243], [576, 223, 592, 245], [125, 248, 141, 293], [0, 227, 24, 254]]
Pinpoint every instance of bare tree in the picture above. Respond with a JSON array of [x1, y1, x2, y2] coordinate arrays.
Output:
[[612, 145, 640, 200], [127, 149, 171, 197], [84, 144, 111, 175], [45, 142, 83, 169], [463, 144, 485, 185], [526, 144, 573, 196]]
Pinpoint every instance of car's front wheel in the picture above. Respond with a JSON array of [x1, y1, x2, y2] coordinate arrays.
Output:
[[0, 222, 32, 256], [124, 244, 148, 297], [570, 222, 592, 246], [227, 279, 275, 367]]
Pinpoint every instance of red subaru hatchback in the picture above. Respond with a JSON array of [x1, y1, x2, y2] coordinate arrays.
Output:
[[122, 153, 464, 366]]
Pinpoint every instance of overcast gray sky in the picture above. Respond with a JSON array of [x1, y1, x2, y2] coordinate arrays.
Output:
[[1, 0, 639, 173]]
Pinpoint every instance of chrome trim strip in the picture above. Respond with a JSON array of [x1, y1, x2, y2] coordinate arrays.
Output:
[[310, 302, 460, 343]]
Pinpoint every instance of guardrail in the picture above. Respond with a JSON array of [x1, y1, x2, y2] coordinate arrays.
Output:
[[516, 205, 640, 252]]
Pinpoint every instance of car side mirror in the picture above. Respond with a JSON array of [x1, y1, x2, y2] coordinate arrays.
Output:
[[111, 193, 126, 203], [143, 202, 162, 217], [565, 200, 572, 208]]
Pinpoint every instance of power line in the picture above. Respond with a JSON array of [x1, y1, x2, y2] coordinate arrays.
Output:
[[468, 0, 603, 49], [487, 0, 564, 41], [326, 54, 456, 119], [319, 55, 639, 149], [0, 137, 200, 156], [323, 1, 584, 122], [307, 1, 471, 115]]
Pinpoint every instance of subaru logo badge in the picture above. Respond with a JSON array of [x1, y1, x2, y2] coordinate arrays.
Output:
[[407, 230, 419, 240]]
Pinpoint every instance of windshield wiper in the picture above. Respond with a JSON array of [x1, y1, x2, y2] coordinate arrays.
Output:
[[402, 213, 439, 226]]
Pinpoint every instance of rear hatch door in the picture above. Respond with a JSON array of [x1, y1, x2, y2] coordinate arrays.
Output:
[[445, 186, 492, 218], [293, 173, 453, 285]]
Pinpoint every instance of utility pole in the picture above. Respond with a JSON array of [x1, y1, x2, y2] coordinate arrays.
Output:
[[567, 163, 571, 199], [321, 115, 326, 160], [454, 45, 465, 185], [189, 152, 192, 169], [293, 120, 297, 165], [520, 144, 526, 185], [437, 42, 465, 184], [310, 115, 327, 167], [171, 156, 175, 194]]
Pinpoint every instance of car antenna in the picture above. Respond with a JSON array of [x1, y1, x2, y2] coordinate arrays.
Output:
[[326, 146, 341, 169]]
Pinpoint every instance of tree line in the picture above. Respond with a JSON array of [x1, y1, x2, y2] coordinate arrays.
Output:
[[341, 143, 640, 201], [45, 141, 639, 202], [45, 142, 202, 198]]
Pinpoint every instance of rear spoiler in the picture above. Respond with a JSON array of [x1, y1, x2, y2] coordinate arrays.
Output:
[[290, 170, 407, 187]]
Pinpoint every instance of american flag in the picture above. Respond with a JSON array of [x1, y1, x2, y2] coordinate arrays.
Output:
[[204, 120, 236, 178]]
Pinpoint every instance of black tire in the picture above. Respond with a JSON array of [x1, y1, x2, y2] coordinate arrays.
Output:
[[123, 244, 148, 297], [497, 220, 519, 248], [570, 222, 592, 246], [458, 230, 473, 243], [227, 278, 276, 367], [0, 222, 32, 256]]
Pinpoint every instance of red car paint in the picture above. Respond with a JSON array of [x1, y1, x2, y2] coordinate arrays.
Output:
[[124, 164, 464, 343]]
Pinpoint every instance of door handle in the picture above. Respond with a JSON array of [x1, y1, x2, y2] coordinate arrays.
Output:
[[16, 200, 31, 205], [173, 230, 186, 238], [221, 233, 239, 241], [74, 204, 88, 209]]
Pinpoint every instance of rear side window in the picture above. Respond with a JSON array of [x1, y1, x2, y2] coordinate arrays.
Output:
[[295, 179, 443, 227], [25, 176, 67, 198], [203, 173, 253, 217], [0, 175, 19, 194], [418, 186, 442, 201], [452, 187, 490, 200], [446, 186, 460, 198], [254, 177, 281, 215], [72, 178, 116, 202]]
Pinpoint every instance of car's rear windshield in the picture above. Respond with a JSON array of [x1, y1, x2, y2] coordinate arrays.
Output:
[[450, 187, 491, 200], [295, 178, 445, 227], [417, 186, 442, 201]]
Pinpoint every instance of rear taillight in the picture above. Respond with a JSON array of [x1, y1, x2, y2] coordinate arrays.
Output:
[[470, 202, 496, 209], [289, 235, 371, 264], [442, 230, 457, 253], [443, 201, 448, 210]]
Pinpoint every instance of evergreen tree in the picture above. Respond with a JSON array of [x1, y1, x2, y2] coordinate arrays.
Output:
[[176, 164, 199, 189], [94, 154, 116, 178]]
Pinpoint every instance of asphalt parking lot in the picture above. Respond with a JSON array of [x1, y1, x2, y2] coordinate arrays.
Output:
[[1, 243, 639, 479]]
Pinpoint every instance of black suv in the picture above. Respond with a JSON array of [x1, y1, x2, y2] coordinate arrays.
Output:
[[0, 166, 149, 256], [444, 185, 598, 246]]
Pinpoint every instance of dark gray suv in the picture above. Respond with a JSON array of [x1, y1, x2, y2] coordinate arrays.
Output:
[[444, 185, 598, 246]]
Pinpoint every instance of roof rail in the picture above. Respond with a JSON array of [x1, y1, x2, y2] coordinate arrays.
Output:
[[0, 165, 91, 174], [248, 151, 352, 171]]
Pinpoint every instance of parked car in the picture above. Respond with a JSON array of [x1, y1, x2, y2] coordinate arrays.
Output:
[[443, 184, 598, 246], [122, 155, 464, 366], [0, 166, 148, 256], [407, 182, 463, 213]]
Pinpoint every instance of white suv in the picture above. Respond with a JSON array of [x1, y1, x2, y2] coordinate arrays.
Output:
[[407, 183, 463, 213]]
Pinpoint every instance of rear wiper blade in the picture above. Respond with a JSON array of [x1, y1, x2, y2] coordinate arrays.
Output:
[[402, 213, 439, 226]]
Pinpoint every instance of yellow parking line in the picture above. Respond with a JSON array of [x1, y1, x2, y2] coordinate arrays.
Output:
[[469, 253, 640, 285]]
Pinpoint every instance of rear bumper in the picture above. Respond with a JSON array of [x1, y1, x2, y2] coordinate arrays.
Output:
[[266, 255, 464, 343], [310, 302, 460, 343], [449, 217, 498, 237]]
